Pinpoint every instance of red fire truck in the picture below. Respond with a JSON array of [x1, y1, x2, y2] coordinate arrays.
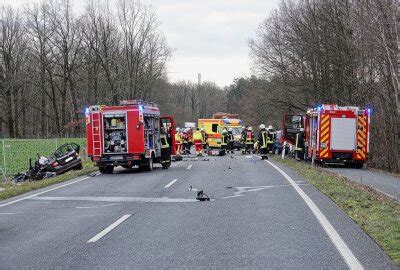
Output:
[[85, 100, 175, 173], [283, 104, 371, 168]]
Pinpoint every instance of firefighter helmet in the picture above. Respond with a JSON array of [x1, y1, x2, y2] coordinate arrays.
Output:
[[200, 128, 205, 131], [259, 124, 266, 129], [228, 128, 233, 132], [268, 125, 273, 130], [176, 127, 180, 132], [248, 126, 252, 131]]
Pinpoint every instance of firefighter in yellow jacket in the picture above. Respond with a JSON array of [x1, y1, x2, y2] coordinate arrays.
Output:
[[175, 127, 182, 155], [193, 128, 203, 156], [258, 124, 269, 160], [160, 127, 171, 169]]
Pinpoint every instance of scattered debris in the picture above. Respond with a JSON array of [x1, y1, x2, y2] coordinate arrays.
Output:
[[196, 190, 210, 201], [87, 172, 99, 177], [188, 185, 211, 201], [228, 166, 231, 169]]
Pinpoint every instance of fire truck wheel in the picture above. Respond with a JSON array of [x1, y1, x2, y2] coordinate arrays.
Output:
[[142, 157, 154, 171], [354, 163, 364, 169]]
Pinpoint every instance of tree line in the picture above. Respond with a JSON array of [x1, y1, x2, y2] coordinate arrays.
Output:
[[0, 0, 226, 138], [227, 0, 399, 173]]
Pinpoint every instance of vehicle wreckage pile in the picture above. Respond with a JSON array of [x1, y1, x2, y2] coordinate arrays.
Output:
[[12, 143, 83, 183]]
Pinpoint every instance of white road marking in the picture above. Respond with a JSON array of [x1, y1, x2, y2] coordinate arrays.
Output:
[[0, 176, 91, 208], [76, 203, 119, 209], [87, 214, 131, 243], [31, 196, 198, 203], [266, 160, 363, 270], [187, 164, 193, 170], [164, 179, 178, 188]]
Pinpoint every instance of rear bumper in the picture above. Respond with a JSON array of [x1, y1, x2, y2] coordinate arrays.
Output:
[[93, 153, 159, 167], [51, 158, 82, 174]]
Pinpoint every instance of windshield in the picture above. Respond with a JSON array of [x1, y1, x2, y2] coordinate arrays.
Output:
[[229, 126, 243, 136]]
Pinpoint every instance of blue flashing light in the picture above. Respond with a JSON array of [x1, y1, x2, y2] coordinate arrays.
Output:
[[84, 107, 89, 115], [366, 108, 372, 115], [317, 106, 322, 112], [139, 105, 144, 112]]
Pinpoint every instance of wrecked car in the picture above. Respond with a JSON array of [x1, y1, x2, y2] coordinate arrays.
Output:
[[12, 142, 83, 182]]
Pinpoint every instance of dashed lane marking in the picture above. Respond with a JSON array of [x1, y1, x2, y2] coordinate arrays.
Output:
[[87, 214, 131, 243], [266, 160, 363, 270], [164, 179, 178, 189]]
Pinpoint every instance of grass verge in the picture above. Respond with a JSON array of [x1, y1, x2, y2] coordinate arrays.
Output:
[[273, 156, 400, 265], [0, 161, 97, 201]]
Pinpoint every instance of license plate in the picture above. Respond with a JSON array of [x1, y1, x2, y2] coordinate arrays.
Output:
[[110, 156, 123, 160], [65, 157, 73, 163], [211, 150, 219, 155]]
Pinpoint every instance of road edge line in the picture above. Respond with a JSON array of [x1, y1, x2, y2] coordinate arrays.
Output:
[[87, 214, 132, 243], [0, 176, 91, 208], [266, 160, 363, 270]]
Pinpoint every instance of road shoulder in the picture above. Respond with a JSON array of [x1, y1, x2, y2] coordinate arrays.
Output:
[[271, 156, 399, 266]]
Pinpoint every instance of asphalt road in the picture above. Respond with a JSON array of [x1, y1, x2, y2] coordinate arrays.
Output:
[[325, 167, 400, 201], [0, 152, 396, 269]]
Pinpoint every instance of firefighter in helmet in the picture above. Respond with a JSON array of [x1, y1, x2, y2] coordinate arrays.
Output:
[[243, 126, 255, 154], [258, 124, 269, 159], [175, 127, 182, 155], [200, 128, 208, 153], [160, 127, 171, 169], [220, 129, 228, 155], [227, 128, 235, 154], [241, 126, 248, 148], [295, 128, 305, 161], [266, 125, 275, 152]]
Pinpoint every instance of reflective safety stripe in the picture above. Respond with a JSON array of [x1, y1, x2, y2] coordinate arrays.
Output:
[[261, 131, 267, 148], [161, 135, 169, 148], [295, 133, 302, 151]]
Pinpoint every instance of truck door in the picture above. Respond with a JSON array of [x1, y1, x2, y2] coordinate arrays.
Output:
[[160, 115, 176, 155], [282, 114, 303, 145]]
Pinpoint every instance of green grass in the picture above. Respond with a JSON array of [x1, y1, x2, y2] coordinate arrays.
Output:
[[273, 156, 400, 265], [0, 161, 97, 200], [0, 138, 86, 177]]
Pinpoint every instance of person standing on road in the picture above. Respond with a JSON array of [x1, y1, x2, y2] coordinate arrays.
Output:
[[227, 128, 235, 154], [295, 128, 305, 161], [258, 124, 269, 160], [220, 129, 228, 155], [201, 128, 208, 153], [193, 128, 204, 156], [160, 127, 171, 169], [244, 126, 255, 154], [175, 128, 182, 155]]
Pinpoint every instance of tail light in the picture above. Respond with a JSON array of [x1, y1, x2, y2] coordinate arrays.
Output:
[[52, 162, 59, 167]]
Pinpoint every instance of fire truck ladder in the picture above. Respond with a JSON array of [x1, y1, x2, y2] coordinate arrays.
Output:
[[92, 111, 102, 156]]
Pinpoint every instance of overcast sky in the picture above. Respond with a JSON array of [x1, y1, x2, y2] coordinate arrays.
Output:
[[4, 0, 281, 87]]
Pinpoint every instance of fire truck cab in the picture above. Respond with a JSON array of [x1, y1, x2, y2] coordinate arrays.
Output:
[[86, 100, 175, 173], [283, 104, 371, 168]]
